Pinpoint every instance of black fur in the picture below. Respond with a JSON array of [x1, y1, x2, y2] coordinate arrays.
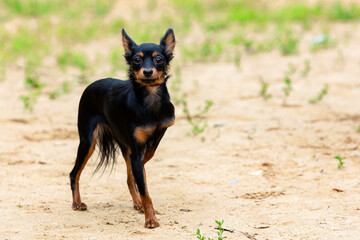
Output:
[[69, 29, 175, 228]]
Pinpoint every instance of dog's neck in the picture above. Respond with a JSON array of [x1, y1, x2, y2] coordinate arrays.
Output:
[[131, 80, 169, 112]]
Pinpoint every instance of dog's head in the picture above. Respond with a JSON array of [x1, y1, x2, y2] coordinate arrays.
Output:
[[122, 29, 175, 86]]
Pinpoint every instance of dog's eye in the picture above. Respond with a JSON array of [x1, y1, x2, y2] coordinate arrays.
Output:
[[154, 56, 164, 65], [132, 57, 142, 65]]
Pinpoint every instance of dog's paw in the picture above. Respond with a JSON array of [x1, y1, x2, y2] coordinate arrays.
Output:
[[72, 202, 87, 211], [133, 197, 143, 211], [133, 202, 143, 211], [145, 217, 160, 228]]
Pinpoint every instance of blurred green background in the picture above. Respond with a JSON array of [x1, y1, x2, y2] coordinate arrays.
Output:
[[1, 0, 360, 111]]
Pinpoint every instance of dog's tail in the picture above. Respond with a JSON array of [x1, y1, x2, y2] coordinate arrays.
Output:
[[94, 123, 118, 173]]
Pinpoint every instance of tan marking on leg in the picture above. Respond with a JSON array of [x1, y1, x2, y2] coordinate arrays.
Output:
[[134, 127, 156, 144], [124, 148, 142, 210], [72, 125, 99, 211], [141, 168, 159, 228], [143, 150, 155, 165]]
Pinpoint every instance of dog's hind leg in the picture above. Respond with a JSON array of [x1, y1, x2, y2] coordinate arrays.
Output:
[[69, 120, 99, 211]]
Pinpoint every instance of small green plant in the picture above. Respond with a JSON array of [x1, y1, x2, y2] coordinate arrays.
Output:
[[25, 76, 45, 90], [49, 80, 72, 99], [215, 220, 225, 240], [183, 100, 213, 136], [357, 125, 360, 132], [285, 63, 297, 76], [310, 34, 336, 52], [309, 84, 328, 104], [19, 90, 40, 112], [20, 60, 45, 111], [278, 28, 299, 55], [282, 76, 293, 105], [301, 59, 311, 77], [335, 155, 345, 169], [169, 67, 213, 136], [233, 51, 241, 69], [259, 78, 272, 100], [196, 220, 224, 240], [170, 66, 187, 105], [241, 38, 275, 55]]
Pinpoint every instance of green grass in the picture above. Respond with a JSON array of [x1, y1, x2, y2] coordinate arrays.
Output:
[[282, 76, 293, 105], [1, 0, 64, 17], [19, 59, 45, 111], [19, 90, 40, 112], [334, 155, 345, 169], [310, 33, 336, 52], [278, 28, 299, 55], [57, 50, 88, 71], [259, 78, 272, 100], [309, 84, 329, 104], [182, 40, 223, 62], [1, 0, 360, 110], [301, 59, 311, 77], [49, 81, 72, 99], [109, 47, 126, 74]]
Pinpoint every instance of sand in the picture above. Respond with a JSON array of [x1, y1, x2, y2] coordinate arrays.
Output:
[[1, 21, 360, 240]]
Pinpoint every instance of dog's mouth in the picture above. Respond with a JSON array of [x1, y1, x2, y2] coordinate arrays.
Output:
[[141, 78, 156, 84], [140, 77, 164, 86]]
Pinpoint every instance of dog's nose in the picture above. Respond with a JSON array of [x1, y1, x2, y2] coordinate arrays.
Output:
[[143, 69, 153, 77]]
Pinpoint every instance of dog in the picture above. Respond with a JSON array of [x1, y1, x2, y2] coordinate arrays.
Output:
[[69, 28, 176, 228]]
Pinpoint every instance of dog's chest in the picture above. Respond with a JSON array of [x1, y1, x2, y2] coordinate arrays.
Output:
[[133, 116, 174, 144], [144, 87, 161, 111]]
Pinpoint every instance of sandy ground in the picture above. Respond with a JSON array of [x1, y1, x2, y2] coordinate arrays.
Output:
[[1, 21, 360, 239]]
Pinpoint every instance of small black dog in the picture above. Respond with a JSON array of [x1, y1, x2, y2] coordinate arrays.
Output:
[[69, 29, 175, 228]]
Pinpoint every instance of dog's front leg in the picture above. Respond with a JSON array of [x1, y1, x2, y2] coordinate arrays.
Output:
[[130, 144, 159, 228]]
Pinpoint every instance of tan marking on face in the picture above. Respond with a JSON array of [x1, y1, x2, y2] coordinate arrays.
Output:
[[133, 67, 145, 85], [152, 52, 158, 57], [133, 67, 165, 86], [137, 52, 144, 57], [134, 126, 156, 144]]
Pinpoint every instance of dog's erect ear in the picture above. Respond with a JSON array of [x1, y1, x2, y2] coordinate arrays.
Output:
[[122, 29, 137, 56], [160, 28, 175, 60]]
